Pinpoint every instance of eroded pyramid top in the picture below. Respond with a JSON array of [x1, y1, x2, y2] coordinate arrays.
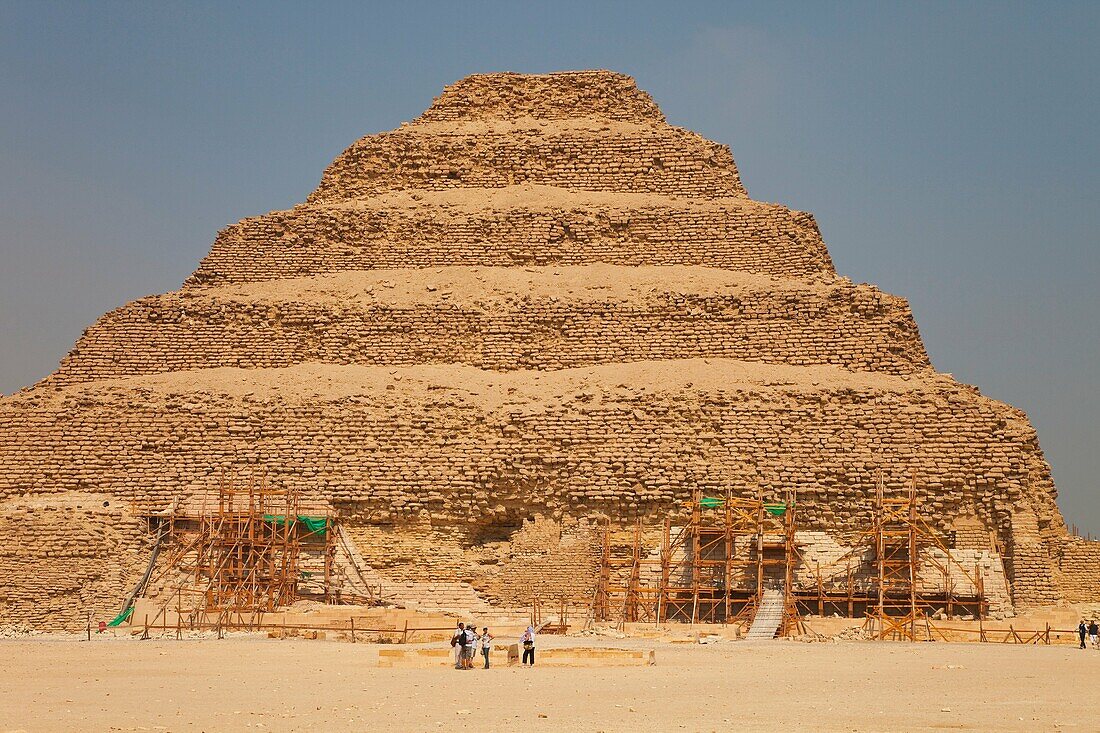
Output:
[[416, 70, 666, 124]]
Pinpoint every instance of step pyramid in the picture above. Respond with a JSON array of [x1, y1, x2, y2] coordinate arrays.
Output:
[[0, 70, 1089, 630]]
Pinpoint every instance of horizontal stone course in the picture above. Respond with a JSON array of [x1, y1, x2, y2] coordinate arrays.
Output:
[[50, 268, 928, 384], [187, 191, 831, 285], [416, 70, 666, 124], [0, 361, 1060, 565], [308, 124, 745, 203]]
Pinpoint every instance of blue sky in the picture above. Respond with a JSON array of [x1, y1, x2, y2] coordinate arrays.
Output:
[[1, 1, 1097, 530]]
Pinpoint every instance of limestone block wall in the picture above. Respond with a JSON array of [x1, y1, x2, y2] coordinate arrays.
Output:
[[949, 516, 994, 550], [916, 548, 1012, 613], [0, 501, 146, 631], [0, 362, 1055, 536], [1008, 544, 1061, 606], [0, 69, 1086, 625], [417, 70, 666, 124], [0, 360, 1063, 609], [341, 521, 498, 584], [1000, 503, 1062, 606], [187, 196, 832, 285], [792, 531, 876, 591], [49, 275, 928, 384], [476, 518, 603, 607], [1055, 537, 1100, 603], [337, 514, 600, 609], [308, 125, 745, 203]]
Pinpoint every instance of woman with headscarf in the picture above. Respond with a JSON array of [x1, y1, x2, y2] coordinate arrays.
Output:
[[520, 625, 535, 667]]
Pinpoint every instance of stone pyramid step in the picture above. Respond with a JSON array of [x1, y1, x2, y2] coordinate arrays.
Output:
[[49, 266, 927, 386], [186, 189, 831, 285]]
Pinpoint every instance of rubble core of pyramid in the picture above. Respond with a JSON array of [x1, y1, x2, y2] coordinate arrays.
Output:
[[0, 70, 1091, 630]]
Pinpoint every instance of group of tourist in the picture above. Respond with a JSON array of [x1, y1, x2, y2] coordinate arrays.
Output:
[[450, 622, 536, 668], [1077, 619, 1099, 649]]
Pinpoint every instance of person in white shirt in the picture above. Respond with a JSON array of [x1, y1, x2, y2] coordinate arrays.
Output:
[[463, 623, 479, 669], [479, 627, 494, 669]]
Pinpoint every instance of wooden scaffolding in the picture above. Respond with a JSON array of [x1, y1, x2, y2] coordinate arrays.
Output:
[[593, 487, 799, 630], [863, 474, 988, 640], [147, 472, 338, 626], [591, 474, 987, 639]]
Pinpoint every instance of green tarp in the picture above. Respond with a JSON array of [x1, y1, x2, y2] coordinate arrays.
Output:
[[699, 498, 791, 516], [296, 516, 329, 535], [262, 515, 329, 535], [107, 605, 134, 627]]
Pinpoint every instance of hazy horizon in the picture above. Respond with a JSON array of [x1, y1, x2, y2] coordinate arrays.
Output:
[[1, 2, 1097, 531]]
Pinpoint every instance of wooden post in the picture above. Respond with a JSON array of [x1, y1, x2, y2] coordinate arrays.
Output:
[[755, 485, 765, 606], [658, 517, 670, 625], [975, 563, 985, 620], [873, 470, 884, 639], [908, 477, 918, 641], [944, 565, 952, 620], [690, 489, 701, 624], [350, 617, 356, 643], [817, 561, 823, 616], [846, 560, 854, 619], [402, 619, 408, 644]]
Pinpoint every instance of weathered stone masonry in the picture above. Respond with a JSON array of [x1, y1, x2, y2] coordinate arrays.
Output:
[[0, 69, 1092, 629], [187, 197, 832, 284], [50, 271, 927, 384]]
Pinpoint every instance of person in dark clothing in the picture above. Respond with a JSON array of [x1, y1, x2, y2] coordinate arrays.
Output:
[[521, 625, 536, 667], [1078, 620, 1088, 649], [1088, 620, 1099, 649]]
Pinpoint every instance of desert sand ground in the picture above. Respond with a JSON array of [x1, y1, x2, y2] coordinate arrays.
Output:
[[1, 636, 1097, 732]]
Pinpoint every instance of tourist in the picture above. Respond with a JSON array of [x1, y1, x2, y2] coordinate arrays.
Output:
[[464, 623, 479, 669], [1089, 620, 1099, 649], [452, 622, 467, 669], [521, 625, 536, 667], [1078, 620, 1088, 649], [480, 626, 493, 669]]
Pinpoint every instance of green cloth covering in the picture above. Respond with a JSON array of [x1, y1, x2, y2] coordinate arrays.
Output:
[[699, 498, 792, 515], [296, 516, 328, 535], [764, 503, 788, 516], [107, 605, 134, 627], [262, 514, 329, 535]]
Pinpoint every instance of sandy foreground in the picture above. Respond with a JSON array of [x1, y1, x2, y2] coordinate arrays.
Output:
[[1, 636, 1096, 733]]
